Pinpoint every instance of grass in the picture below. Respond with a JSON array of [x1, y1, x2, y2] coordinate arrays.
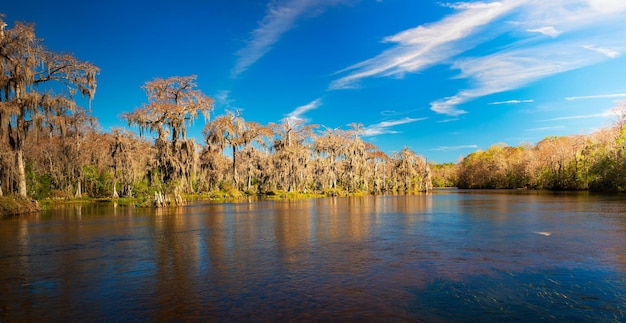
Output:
[[0, 195, 42, 216], [14, 186, 380, 213]]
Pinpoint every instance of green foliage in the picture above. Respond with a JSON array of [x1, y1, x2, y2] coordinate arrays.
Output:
[[321, 187, 348, 197], [209, 188, 243, 200], [454, 124, 626, 192], [132, 177, 154, 198], [29, 171, 52, 200], [81, 165, 110, 198], [206, 181, 243, 200], [431, 163, 457, 187]]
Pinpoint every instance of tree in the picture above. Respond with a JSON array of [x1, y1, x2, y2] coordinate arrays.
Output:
[[203, 111, 270, 190], [0, 15, 98, 197], [431, 162, 457, 188], [367, 147, 389, 194], [390, 147, 432, 192], [313, 128, 346, 190], [198, 145, 229, 192], [109, 128, 148, 198], [123, 75, 213, 198], [588, 102, 626, 191], [268, 118, 317, 192], [342, 123, 368, 192]]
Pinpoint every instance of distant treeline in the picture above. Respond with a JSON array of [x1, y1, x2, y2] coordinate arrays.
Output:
[[431, 112, 626, 192]]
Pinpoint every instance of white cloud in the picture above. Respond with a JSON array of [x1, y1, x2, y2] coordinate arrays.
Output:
[[517, 0, 626, 28], [431, 94, 469, 116], [437, 118, 460, 123], [583, 45, 621, 58], [232, 0, 348, 78], [585, 0, 626, 13], [429, 1, 626, 115], [330, 0, 626, 115], [431, 144, 478, 152], [539, 111, 613, 121], [214, 90, 234, 108], [565, 93, 626, 101], [329, 0, 522, 89], [540, 106, 625, 121], [381, 109, 409, 116], [442, 2, 504, 10], [287, 98, 322, 123], [232, 0, 313, 78], [361, 117, 426, 136], [526, 126, 565, 132], [429, 38, 615, 115], [526, 26, 561, 37], [489, 99, 534, 105]]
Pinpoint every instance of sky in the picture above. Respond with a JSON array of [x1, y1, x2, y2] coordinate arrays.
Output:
[[3, 0, 626, 163]]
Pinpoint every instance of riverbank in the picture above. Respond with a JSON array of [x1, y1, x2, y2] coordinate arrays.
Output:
[[28, 188, 370, 210], [0, 196, 42, 217]]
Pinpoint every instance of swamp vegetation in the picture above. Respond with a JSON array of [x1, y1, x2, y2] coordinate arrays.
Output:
[[1, 14, 626, 215]]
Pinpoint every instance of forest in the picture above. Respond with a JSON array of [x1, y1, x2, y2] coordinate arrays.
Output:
[[432, 110, 626, 191], [0, 15, 432, 210], [2, 14, 625, 214]]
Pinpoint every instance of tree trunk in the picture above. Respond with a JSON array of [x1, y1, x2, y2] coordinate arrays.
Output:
[[123, 184, 132, 198], [16, 149, 27, 197], [188, 175, 195, 194], [75, 181, 82, 198], [232, 146, 238, 187], [112, 179, 119, 198]]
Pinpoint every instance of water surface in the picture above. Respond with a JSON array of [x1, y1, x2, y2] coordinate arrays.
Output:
[[1, 190, 625, 321]]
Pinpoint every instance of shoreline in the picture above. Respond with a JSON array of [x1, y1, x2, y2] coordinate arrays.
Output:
[[0, 196, 42, 217]]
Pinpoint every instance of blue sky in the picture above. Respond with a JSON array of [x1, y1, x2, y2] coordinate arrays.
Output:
[[4, 0, 626, 162]]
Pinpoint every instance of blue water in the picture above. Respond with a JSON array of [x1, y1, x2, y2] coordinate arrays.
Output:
[[1, 190, 625, 321]]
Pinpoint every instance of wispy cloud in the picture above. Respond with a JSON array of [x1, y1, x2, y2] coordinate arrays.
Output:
[[526, 126, 565, 132], [583, 45, 621, 58], [441, 2, 503, 10], [214, 90, 234, 109], [565, 93, 626, 101], [539, 112, 612, 122], [431, 144, 478, 152], [330, 0, 626, 115], [429, 28, 622, 115], [526, 26, 561, 37], [361, 117, 426, 136], [489, 99, 534, 105], [381, 109, 409, 117], [232, 0, 348, 78], [232, 0, 314, 78], [329, 1, 522, 90], [539, 106, 623, 121], [287, 98, 322, 123]]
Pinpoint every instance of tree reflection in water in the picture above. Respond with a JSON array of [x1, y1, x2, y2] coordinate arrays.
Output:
[[0, 193, 625, 321]]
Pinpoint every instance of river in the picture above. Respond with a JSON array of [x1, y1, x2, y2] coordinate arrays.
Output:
[[1, 190, 625, 321]]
